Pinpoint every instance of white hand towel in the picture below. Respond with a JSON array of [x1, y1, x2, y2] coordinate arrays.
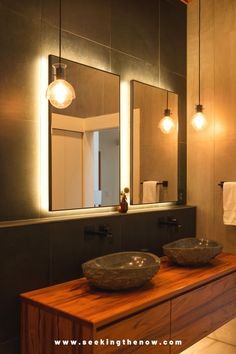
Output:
[[223, 182, 236, 225], [142, 181, 160, 203]]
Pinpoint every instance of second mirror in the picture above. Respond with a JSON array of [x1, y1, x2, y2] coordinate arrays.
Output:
[[131, 80, 178, 205]]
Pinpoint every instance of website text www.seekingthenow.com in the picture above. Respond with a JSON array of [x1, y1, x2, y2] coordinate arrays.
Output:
[[54, 338, 183, 348]]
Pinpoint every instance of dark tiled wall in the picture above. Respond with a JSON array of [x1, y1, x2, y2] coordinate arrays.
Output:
[[0, 0, 187, 353], [0, 0, 186, 221], [0, 207, 195, 353]]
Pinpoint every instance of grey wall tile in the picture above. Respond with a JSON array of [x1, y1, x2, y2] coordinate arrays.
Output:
[[0, 5, 41, 122], [83, 215, 122, 261], [49, 220, 85, 284], [160, 0, 187, 76], [111, 0, 159, 65], [0, 120, 40, 221], [0, 0, 41, 21], [0, 224, 50, 343], [42, 0, 111, 46], [121, 208, 196, 256], [121, 212, 167, 255], [111, 50, 158, 85], [0, 339, 19, 354], [41, 22, 111, 70], [50, 216, 122, 285], [159, 207, 196, 243]]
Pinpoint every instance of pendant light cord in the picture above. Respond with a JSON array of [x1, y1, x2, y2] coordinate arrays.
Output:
[[198, 0, 201, 105], [59, 0, 62, 65], [166, 90, 169, 109]]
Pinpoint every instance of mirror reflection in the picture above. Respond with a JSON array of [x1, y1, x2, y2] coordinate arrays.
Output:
[[49, 56, 120, 211], [131, 80, 178, 205]]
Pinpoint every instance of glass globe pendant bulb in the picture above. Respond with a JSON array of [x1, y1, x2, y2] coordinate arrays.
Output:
[[159, 108, 175, 134], [192, 104, 206, 131], [46, 63, 76, 109], [46, 79, 75, 109]]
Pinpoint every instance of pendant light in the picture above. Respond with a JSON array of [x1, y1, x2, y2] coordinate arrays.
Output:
[[191, 0, 206, 130], [159, 90, 175, 134], [46, 0, 75, 109]]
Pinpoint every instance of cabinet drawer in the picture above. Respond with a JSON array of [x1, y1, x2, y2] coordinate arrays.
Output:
[[171, 272, 236, 353], [94, 301, 170, 354]]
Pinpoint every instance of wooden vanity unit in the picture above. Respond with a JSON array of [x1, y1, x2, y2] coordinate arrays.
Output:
[[20, 253, 236, 354]]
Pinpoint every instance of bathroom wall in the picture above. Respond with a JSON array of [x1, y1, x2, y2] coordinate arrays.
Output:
[[187, 0, 236, 253], [0, 1, 188, 353], [0, 0, 187, 222], [187, 0, 236, 345]]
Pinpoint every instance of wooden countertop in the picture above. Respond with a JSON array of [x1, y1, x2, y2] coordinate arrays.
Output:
[[21, 253, 236, 329]]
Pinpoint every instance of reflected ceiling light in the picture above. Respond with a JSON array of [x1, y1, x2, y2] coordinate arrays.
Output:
[[159, 90, 175, 134], [46, 0, 75, 109], [191, 0, 206, 131], [192, 104, 206, 131]]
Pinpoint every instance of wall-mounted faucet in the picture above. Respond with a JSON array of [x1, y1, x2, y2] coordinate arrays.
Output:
[[84, 225, 113, 239], [158, 217, 182, 229]]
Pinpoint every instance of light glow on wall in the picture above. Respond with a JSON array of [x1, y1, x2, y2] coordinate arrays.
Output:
[[120, 81, 130, 203], [40, 57, 49, 212]]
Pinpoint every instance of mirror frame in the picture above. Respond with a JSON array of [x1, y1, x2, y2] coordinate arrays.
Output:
[[130, 80, 184, 206], [48, 55, 121, 211]]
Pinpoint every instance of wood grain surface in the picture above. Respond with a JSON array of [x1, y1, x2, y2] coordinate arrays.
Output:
[[171, 271, 236, 353], [95, 301, 170, 354], [21, 253, 236, 328], [21, 302, 94, 354]]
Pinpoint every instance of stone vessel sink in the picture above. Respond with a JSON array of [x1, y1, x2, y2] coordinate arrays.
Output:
[[163, 238, 223, 266], [82, 252, 160, 290]]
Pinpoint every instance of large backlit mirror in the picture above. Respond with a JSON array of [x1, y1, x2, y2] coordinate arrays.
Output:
[[131, 80, 178, 205], [49, 56, 120, 211]]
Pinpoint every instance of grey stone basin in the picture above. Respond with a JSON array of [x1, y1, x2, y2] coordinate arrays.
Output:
[[82, 252, 160, 290], [163, 238, 223, 266]]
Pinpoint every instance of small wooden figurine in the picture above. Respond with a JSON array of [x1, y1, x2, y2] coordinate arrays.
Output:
[[118, 187, 129, 213]]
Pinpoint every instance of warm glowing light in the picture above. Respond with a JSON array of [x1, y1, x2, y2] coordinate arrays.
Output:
[[159, 116, 175, 134], [159, 108, 175, 134], [191, 112, 206, 130], [192, 104, 207, 131], [120, 81, 130, 202], [46, 79, 75, 109], [46, 63, 75, 109], [40, 57, 49, 212]]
